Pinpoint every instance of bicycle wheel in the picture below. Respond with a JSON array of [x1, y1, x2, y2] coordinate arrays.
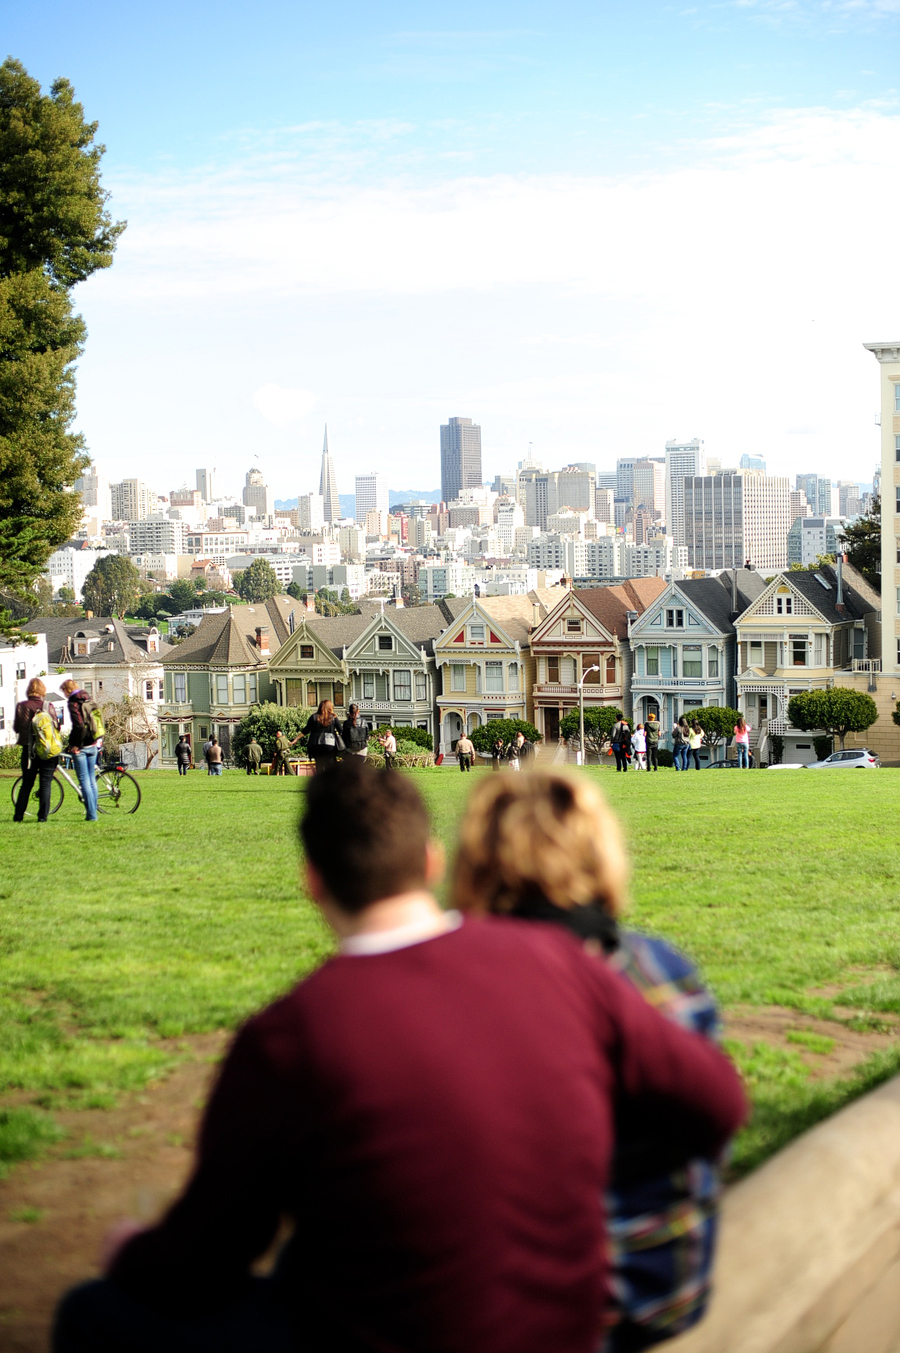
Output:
[[95, 767, 142, 814], [10, 773, 64, 818]]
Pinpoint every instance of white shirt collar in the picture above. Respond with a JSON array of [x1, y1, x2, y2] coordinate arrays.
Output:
[[341, 910, 463, 956]]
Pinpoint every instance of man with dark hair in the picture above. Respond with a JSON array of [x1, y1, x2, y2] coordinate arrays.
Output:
[[54, 761, 745, 1353]]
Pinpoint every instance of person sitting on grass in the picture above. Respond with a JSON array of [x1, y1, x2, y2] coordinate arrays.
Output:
[[451, 769, 733, 1352], [53, 760, 745, 1353]]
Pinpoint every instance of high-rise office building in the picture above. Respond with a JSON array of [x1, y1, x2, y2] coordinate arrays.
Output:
[[556, 466, 595, 514], [683, 471, 792, 572], [594, 487, 615, 524], [740, 454, 767, 472], [795, 473, 833, 517], [615, 458, 637, 505], [632, 459, 666, 514], [242, 468, 274, 519], [297, 492, 325, 532], [790, 488, 812, 524], [836, 481, 862, 518], [787, 517, 846, 567], [355, 472, 389, 524], [440, 417, 482, 504], [665, 439, 706, 548], [196, 468, 218, 502], [319, 425, 341, 523], [110, 478, 154, 522], [75, 464, 112, 521]]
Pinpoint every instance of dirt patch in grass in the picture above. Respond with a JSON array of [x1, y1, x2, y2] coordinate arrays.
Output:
[[0, 1032, 228, 1353], [724, 1005, 899, 1080]]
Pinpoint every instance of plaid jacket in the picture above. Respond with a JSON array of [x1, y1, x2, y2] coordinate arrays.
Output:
[[603, 930, 723, 1351]]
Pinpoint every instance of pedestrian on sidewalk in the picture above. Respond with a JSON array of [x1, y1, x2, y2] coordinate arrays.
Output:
[[175, 737, 192, 776]]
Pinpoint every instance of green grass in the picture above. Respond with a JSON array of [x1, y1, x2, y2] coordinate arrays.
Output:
[[1, 766, 899, 1176]]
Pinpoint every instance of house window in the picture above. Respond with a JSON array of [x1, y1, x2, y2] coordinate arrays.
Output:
[[145, 680, 154, 701], [583, 653, 601, 683], [508, 662, 519, 692], [216, 674, 229, 703], [307, 681, 317, 706], [0, 712, 4, 730], [665, 609, 684, 628], [485, 661, 503, 692], [378, 634, 393, 652], [749, 641, 763, 665], [645, 647, 659, 676], [300, 644, 314, 659], [174, 673, 187, 702], [84, 681, 93, 696], [333, 682, 346, 707], [853, 627, 865, 660], [605, 656, 617, 684], [363, 673, 375, 699], [896, 486, 900, 515], [708, 647, 719, 678], [895, 434, 900, 462], [776, 595, 793, 615], [790, 636, 808, 666], [683, 645, 702, 677], [16, 662, 26, 680], [394, 669, 412, 701], [548, 656, 560, 683], [450, 664, 466, 692], [248, 674, 257, 703], [415, 672, 427, 701], [233, 674, 246, 703], [566, 618, 582, 633], [895, 384, 900, 413]]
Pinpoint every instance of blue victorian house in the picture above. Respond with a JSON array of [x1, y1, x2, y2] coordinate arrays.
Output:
[[628, 570, 766, 745]]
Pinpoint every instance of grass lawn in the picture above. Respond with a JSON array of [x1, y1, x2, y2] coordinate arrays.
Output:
[[1, 765, 899, 1179]]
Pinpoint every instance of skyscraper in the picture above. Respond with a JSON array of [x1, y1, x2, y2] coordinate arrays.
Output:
[[355, 472, 389, 524], [665, 439, 706, 548], [440, 417, 482, 503], [196, 468, 218, 502], [795, 473, 833, 517], [740, 454, 767, 472], [242, 467, 274, 519], [683, 471, 791, 571], [319, 425, 341, 523]]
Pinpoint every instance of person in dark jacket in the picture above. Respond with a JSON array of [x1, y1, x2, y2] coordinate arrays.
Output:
[[303, 700, 342, 773], [644, 713, 660, 772], [340, 704, 370, 759], [12, 677, 60, 823], [452, 770, 742, 1352], [175, 737, 192, 775], [60, 679, 101, 821], [611, 718, 631, 772], [491, 736, 505, 771], [245, 738, 263, 775]]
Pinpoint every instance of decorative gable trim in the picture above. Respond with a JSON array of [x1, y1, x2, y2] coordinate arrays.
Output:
[[738, 575, 830, 625]]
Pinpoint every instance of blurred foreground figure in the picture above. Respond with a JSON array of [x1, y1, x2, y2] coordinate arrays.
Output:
[[54, 761, 745, 1353], [452, 769, 733, 1351]]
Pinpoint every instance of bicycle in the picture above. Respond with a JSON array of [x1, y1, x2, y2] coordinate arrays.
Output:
[[10, 753, 142, 818]]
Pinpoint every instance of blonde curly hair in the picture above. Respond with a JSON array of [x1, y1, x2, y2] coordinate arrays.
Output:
[[451, 769, 628, 919]]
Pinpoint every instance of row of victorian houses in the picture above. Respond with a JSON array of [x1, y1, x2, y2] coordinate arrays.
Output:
[[23, 558, 884, 767]]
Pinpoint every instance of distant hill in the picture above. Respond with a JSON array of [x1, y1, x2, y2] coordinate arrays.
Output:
[[274, 490, 442, 517]]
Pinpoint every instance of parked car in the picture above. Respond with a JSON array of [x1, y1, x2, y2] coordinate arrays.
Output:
[[804, 749, 881, 770], [706, 755, 755, 770]]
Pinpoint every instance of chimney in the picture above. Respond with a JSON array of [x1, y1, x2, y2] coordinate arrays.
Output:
[[532, 601, 542, 628], [731, 568, 738, 617], [394, 594, 404, 608], [305, 593, 316, 613], [835, 553, 845, 612], [255, 625, 270, 655]]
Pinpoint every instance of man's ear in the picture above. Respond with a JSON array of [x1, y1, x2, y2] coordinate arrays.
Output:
[[305, 859, 327, 906], [425, 839, 445, 887]]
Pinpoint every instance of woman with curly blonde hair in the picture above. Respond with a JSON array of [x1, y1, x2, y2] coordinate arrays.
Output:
[[452, 769, 735, 1352]]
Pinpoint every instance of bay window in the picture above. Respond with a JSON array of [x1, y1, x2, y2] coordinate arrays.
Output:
[[174, 673, 187, 702], [394, 670, 412, 701], [485, 661, 503, 692], [683, 645, 702, 678]]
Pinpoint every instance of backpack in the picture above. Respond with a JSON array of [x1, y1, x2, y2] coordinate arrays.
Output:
[[84, 699, 105, 741], [30, 701, 63, 760]]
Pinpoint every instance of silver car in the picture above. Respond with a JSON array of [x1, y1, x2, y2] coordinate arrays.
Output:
[[805, 749, 881, 770]]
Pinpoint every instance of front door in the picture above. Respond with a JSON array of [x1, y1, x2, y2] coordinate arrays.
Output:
[[544, 707, 560, 742]]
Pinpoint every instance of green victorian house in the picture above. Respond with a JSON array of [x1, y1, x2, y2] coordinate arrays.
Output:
[[158, 596, 296, 765]]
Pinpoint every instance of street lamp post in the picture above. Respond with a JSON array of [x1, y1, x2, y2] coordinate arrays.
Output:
[[578, 666, 600, 766]]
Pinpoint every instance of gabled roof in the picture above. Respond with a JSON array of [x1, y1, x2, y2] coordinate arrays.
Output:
[[573, 577, 669, 639], [161, 596, 298, 667], [343, 603, 453, 660], [737, 562, 878, 627], [27, 617, 173, 667], [675, 570, 768, 634], [478, 588, 570, 645]]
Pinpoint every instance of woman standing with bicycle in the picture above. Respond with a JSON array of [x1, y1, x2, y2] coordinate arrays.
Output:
[[12, 678, 61, 823], [60, 679, 102, 822]]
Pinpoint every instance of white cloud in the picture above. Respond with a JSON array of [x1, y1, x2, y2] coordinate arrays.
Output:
[[252, 384, 317, 427]]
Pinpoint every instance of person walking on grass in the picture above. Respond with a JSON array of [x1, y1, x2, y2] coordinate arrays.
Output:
[[734, 715, 752, 770], [631, 723, 647, 771], [611, 717, 630, 772], [507, 729, 527, 771], [341, 704, 370, 760], [645, 712, 660, 771], [672, 716, 690, 771], [246, 737, 263, 776], [272, 729, 298, 776], [54, 761, 745, 1353], [687, 720, 705, 771], [451, 771, 744, 1353], [12, 678, 61, 824], [379, 727, 397, 770], [205, 737, 224, 776], [456, 732, 475, 772], [491, 734, 505, 771], [175, 737, 192, 776], [303, 700, 344, 775], [60, 679, 102, 822]]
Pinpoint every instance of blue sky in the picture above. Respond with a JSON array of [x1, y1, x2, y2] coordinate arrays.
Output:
[[7, 1, 900, 496]]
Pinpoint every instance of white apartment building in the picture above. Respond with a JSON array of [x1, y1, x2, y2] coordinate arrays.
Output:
[[130, 553, 180, 582], [75, 465, 112, 522], [594, 487, 615, 524], [130, 515, 188, 555], [355, 472, 389, 524], [787, 517, 846, 567], [338, 524, 366, 558], [365, 510, 390, 538], [582, 536, 625, 579], [633, 459, 666, 514], [110, 479, 154, 522], [408, 517, 433, 550], [683, 471, 792, 572], [243, 468, 274, 520], [495, 500, 524, 553], [186, 530, 250, 556], [864, 340, 900, 673], [419, 562, 476, 599], [297, 493, 325, 531], [0, 635, 50, 747], [623, 540, 689, 578], [225, 553, 311, 586], [665, 439, 706, 547], [45, 546, 112, 601], [546, 509, 589, 538]]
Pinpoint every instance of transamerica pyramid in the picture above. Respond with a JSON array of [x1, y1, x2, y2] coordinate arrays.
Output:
[[319, 424, 340, 523]]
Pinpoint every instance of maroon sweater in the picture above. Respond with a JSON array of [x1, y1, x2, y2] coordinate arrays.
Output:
[[112, 918, 746, 1352]]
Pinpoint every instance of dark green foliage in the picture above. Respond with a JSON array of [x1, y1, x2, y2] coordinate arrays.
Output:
[[81, 555, 141, 618], [841, 499, 879, 591], [235, 558, 281, 603], [232, 701, 313, 764], [166, 580, 198, 611], [787, 687, 878, 750], [813, 736, 833, 761], [315, 588, 357, 616], [559, 705, 622, 755], [0, 1107, 64, 1176], [769, 735, 785, 765], [286, 580, 306, 600], [656, 747, 674, 767], [0, 60, 123, 643], [691, 706, 741, 759], [387, 726, 433, 752], [469, 718, 541, 753]]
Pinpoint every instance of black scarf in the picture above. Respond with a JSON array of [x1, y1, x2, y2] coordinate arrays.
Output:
[[511, 895, 620, 954]]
